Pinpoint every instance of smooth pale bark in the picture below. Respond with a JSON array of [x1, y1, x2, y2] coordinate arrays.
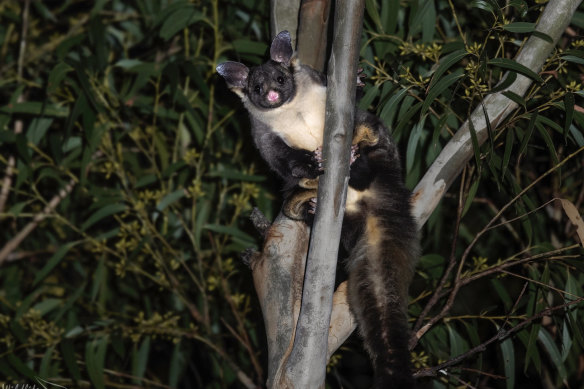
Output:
[[270, 0, 301, 44], [297, 0, 332, 71], [281, 0, 365, 387]]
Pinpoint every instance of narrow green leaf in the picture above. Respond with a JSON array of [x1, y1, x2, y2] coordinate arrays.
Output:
[[501, 90, 526, 108], [91, 258, 106, 302], [490, 279, 512, 310], [488, 58, 544, 84], [85, 336, 108, 389], [538, 329, 568, 381], [394, 101, 422, 140], [502, 22, 535, 33], [169, 342, 185, 388], [195, 200, 211, 249], [160, 6, 203, 40], [428, 49, 467, 89], [421, 0, 436, 42], [561, 319, 573, 362], [471, 0, 494, 13], [61, 339, 82, 381], [563, 92, 575, 142], [47, 62, 74, 93], [501, 128, 514, 179], [536, 122, 559, 165], [33, 298, 62, 316], [481, 102, 494, 156], [204, 224, 254, 242], [27, 118, 53, 145], [33, 243, 75, 286], [462, 178, 480, 217], [468, 116, 481, 168], [446, 324, 467, 357], [7, 354, 36, 380], [561, 55, 584, 65], [500, 336, 515, 389], [114, 59, 144, 69], [523, 324, 542, 373], [378, 87, 409, 128], [509, 0, 528, 16], [0, 357, 19, 380], [132, 336, 151, 383], [382, 0, 400, 34], [39, 345, 56, 379], [358, 84, 380, 111], [431, 112, 449, 147], [569, 124, 584, 147], [517, 112, 537, 157], [81, 203, 127, 231], [532, 31, 554, 43], [422, 69, 465, 115], [207, 170, 267, 182], [65, 326, 84, 338], [490, 72, 518, 94], [406, 118, 425, 173], [151, 131, 169, 174], [156, 189, 186, 211], [365, 0, 383, 31], [231, 39, 268, 56], [135, 174, 158, 188]]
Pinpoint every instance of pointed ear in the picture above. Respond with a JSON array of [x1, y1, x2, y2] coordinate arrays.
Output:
[[270, 30, 293, 66], [216, 61, 249, 89]]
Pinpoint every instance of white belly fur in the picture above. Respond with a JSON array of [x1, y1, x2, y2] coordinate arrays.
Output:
[[256, 79, 326, 151]]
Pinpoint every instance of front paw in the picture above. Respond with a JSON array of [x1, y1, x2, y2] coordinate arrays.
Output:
[[313, 146, 324, 171], [350, 144, 360, 165], [283, 189, 318, 222]]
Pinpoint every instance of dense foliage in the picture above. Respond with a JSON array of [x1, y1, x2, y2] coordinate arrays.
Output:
[[0, 0, 583, 388]]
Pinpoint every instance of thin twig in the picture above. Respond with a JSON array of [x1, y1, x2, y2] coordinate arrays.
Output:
[[414, 296, 584, 378], [412, 147, 584, 346], [0, 178, 76, 265], [0, 0, 30, 213], [411, 168, 467, 348]]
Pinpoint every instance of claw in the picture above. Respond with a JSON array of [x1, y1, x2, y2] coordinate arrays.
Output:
[[356, 67, 366, 87], [350, 144, 360, 165], [314, 146, 324, 171], [308, 197, 317, 214]]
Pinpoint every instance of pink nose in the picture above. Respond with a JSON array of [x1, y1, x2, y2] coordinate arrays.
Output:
[[267, 90, 280, 102]]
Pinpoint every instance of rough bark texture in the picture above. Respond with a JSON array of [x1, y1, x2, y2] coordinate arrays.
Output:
[[249, 214, 310, 388]]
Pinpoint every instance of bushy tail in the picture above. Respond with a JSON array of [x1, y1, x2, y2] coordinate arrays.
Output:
[[346, 214, 418, 388]]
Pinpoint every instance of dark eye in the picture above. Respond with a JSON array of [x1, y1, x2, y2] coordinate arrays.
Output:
[[254, 85, 261, 94], [277, 76, 285, 84]]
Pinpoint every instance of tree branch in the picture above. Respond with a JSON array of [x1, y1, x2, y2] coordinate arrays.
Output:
[[0, 178, 76, 265], [411, 0, 583, 227], [270, 0, 301, 44], [281, 0, 365, 387], [248, 214, 310, 388], [414, 296, 584, 378], [297, 0, 332, 71]]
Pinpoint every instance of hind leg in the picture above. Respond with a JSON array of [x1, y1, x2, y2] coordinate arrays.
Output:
[[346, 219, 416, 388]]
